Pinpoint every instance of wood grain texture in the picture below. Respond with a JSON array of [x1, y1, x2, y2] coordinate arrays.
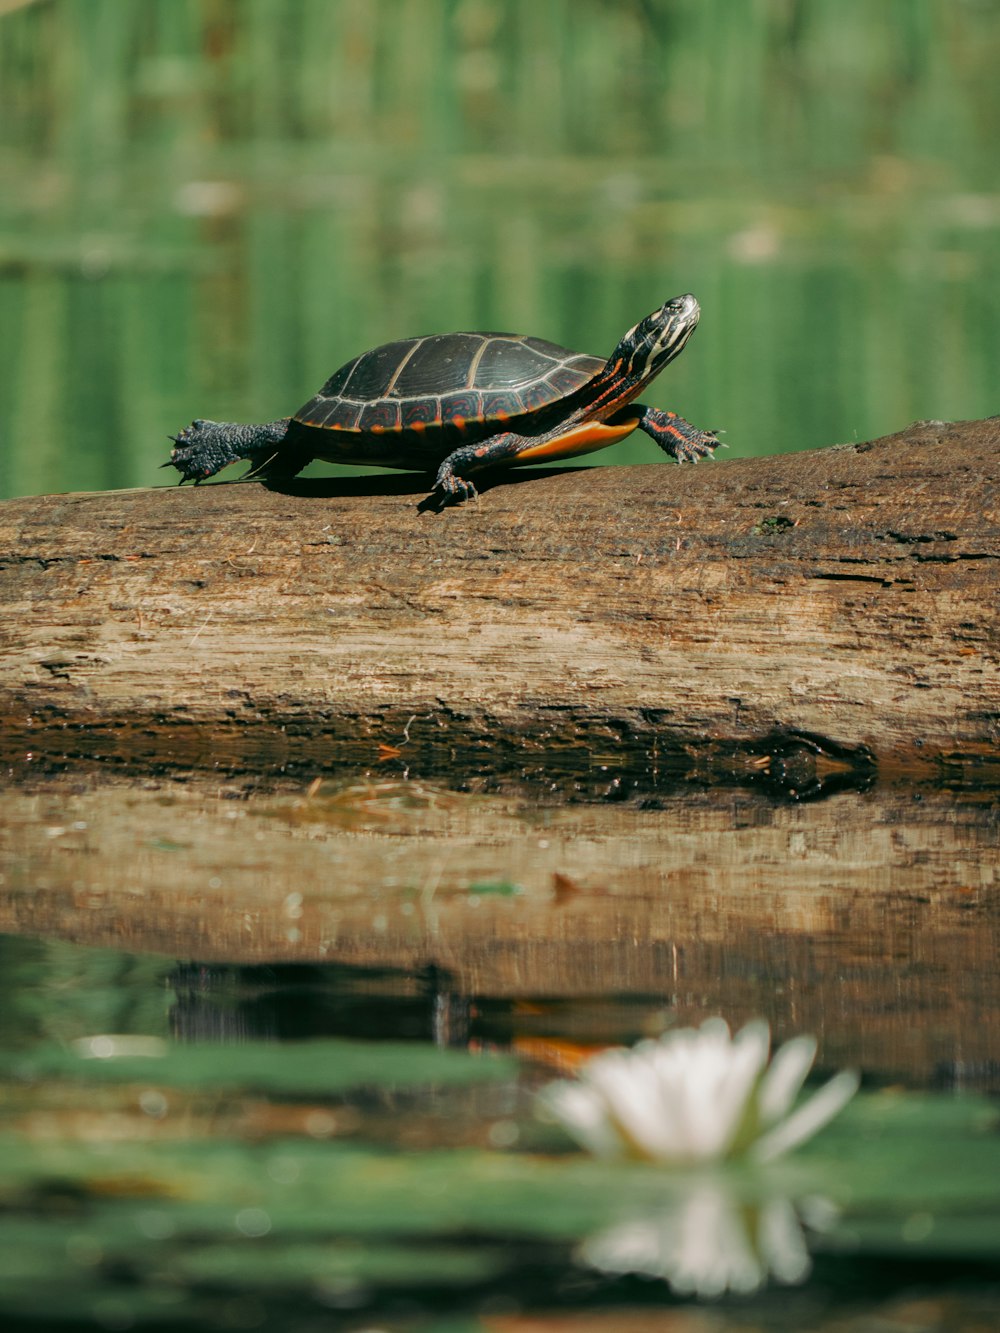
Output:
[[1, 417, 997, 778]]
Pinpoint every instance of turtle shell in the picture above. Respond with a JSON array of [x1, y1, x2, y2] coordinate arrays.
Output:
[[293, 333, 603, 437]]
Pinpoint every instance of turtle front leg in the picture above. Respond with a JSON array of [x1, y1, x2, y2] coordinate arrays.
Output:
[[631, 404, 721, 463], [432, 432, 525, 505]]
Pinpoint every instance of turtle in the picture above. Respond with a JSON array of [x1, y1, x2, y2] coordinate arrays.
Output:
[[166, 293, 719, 505]]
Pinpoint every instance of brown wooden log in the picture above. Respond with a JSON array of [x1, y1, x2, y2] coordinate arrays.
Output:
[[1, 417, 998, 782]]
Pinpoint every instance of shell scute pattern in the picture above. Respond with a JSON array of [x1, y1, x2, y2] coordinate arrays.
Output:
[[440, 392, 483, 426], [343, 340, 410, 398], [478, 391, 524, 421], [294, 332, 603, 435], [399, 399, 439, 430], [391, 334, 485, 398], [548, 362, 598, 395], [357, 398, 400, 432], [473, 337, 552, 390], [317, 399, 362, 431]]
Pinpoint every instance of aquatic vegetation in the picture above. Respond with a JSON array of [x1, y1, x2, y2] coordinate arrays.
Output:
[[540, 1018, 860, 1164]]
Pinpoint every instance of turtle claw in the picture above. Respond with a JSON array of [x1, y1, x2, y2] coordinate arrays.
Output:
[[164, 420, 234, 483], [442, 484, 478, 506], [433, 471, 479, 506], [167, 434, 207, 483], [675, 435, 720, 464]]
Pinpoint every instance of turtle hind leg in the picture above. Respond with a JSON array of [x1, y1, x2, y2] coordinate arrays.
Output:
[[631, 404, 722, 463], [166, 418, 292, 483]]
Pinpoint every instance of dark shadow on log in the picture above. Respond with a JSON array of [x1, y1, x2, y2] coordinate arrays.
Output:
[[258, 464, 582, 510]]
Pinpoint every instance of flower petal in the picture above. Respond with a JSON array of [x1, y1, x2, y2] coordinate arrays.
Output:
[[540, 1080, 625, 1159], [750, 1069, 861, 1163], [702, 1020, 770, 1158], [587, 1047, 687, 1160], [757, 1035, 817, 1126]]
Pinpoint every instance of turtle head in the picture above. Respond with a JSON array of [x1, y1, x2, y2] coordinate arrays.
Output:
[[614, 293, 701, 382]]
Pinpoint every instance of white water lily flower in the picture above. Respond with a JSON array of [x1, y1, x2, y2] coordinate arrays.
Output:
[[539, 1018, 859, 1164], [580, 1183, 828, 1298]]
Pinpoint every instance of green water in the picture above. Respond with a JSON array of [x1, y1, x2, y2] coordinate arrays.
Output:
[[1, 918, 999, 1332], [2, 0, 999, 499]]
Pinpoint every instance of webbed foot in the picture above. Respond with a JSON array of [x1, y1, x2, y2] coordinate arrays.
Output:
[[635, 406, 724, 463]]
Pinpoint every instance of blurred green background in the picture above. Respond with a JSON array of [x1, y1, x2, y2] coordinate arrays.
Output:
[[1, 0, 998, 499]]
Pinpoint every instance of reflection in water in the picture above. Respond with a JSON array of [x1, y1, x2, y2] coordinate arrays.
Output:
[[580, 1183, 835, 1298], [167, 960, 477, 1047], [1, 772, 997, 1091], [164, 957, 677, 1083]]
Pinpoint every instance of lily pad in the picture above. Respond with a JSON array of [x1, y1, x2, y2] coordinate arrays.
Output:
[[0, 1038, 516, 1097]]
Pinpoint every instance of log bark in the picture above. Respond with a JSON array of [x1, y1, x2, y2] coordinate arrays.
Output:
[[1, 417, 998, 782]]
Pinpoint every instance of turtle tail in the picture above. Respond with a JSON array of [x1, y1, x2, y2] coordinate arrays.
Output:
[[165, 418, 292, 484]]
